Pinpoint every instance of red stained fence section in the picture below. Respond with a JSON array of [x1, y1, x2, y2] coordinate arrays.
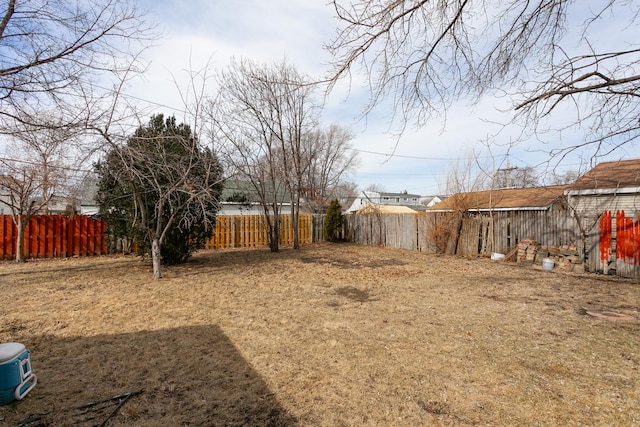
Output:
[[599, 211, 612, 273], [614, 210, 640, 278], [0, 215, 107, 260], [599, 210, 640, 278]]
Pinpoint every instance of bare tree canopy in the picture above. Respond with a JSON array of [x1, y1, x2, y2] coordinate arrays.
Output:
[[494, 165, 540, 189], [211, 58, 306, 252], [302, 124, 358, 213], [326, 0, 640, 159], [0, 0, 154, 128], [0, 118, 78, 261]]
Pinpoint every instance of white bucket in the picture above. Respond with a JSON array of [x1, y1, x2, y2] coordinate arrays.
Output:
[[542, 258, 554, 271], [491, 252, 505, 261]]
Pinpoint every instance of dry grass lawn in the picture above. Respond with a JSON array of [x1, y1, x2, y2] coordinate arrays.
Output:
[[0, 243, 638, 426]]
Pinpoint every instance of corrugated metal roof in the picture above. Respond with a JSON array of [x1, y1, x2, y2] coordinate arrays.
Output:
[[428, 185, 568, 211], [570, 159, 640, 190]]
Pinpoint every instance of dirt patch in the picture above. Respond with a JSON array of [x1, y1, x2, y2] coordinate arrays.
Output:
[[0, 243, 639, 426], [335, 286, 377, 302]]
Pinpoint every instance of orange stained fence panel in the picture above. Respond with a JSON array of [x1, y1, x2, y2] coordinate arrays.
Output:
[[0, 215, 108, 260], [599, 211, 612, 262], [206, 214, 312, 250]]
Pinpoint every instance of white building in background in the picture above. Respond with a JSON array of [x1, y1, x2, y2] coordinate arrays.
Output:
[[346, 190, 442, 213], [0, 175, 13, 215]]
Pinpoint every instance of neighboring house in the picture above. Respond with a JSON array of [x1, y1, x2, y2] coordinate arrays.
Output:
[[73, 177, 300, 217], [78, 174, 100, 216], [565, 158, 640, 217], [219, 180, 292, 216], [0, 176, 12, 215], [356, 204, 418, 214], [0, 176, 77, 215], [564, 159, 640, 276], [346, 190, 424, 213], [419, 195, 444, 208], [35, 195, 77, 215]]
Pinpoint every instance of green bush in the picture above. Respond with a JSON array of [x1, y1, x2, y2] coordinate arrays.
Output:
[[324, 199, 343, 242]]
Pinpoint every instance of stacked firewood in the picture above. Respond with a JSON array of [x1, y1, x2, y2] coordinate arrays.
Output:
[[516, 239, 540, 264], [515, 240, 583, 272]]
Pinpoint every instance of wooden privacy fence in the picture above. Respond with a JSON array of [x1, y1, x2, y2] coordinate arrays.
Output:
[[344, 209, 585, 258], [453, 209, 580, 257], [0, 213, 317, 259], [344, 213, 421, 250], [0, 215, 107, 260], [206, 214, 314, 249]]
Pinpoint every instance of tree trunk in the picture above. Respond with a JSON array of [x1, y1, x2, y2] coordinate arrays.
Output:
[[445, 212, 463, 255], [152, 237, 162, 279], [269, 225, 280, 252], [15, 216, 26, 263], [269, 215, 280, 252], [291, 205, 299, 250]]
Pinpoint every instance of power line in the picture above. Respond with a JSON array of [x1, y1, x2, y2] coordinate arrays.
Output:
[[349, 148, 459, 161], [93, 82, 506, 164], [0, 156, 94, 174]]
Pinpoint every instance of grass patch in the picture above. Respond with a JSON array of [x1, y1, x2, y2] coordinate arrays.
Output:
[[0, 243, 639, 426]]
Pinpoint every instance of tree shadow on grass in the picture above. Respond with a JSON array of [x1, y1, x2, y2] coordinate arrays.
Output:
[[0, 325, 297, 426]]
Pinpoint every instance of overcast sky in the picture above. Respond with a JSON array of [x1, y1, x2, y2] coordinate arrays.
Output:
[[127, 1, 640, 196]]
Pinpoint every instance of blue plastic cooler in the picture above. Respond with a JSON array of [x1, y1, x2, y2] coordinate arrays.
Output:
[[0, 342, 37, 404]]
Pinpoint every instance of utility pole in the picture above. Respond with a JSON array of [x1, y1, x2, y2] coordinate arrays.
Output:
[[497, 155, 517, 188]]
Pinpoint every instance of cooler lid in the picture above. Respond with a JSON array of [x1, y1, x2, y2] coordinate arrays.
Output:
[[0, 342, 26, 362]]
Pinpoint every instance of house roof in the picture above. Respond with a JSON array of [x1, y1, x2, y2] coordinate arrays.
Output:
[[570, 159, 640, 190], [428, 185, 568, 211], [357, 204, 418, 214], [378, 191, 421, 198], [222, 180, 290, 204], [420, 196, 442, 204]]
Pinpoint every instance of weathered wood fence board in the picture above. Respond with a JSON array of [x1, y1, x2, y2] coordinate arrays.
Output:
[[384, 214, 419, 250], [611, 210, 640, 279], [206, 214, 314, 250], [344, 214, 385, 246], [344, 209, 586, 257], [599, 211, 613, 274], [0, 215, 107, 260]]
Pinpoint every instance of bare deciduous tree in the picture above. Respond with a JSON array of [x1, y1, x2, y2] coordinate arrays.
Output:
[[549, 169, 579, 186], [494, 165, 540, 189], [96, 114, 223, 280], [326, 1, 639, 160], [93, 64, 224, 280], [431, 151, 490, 254], [302, 124, 358, 213], [0, 119, 78, 261], [0, 0, 155, 131], [364, 183, 387, 193], [211, 59, 321, 251]]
